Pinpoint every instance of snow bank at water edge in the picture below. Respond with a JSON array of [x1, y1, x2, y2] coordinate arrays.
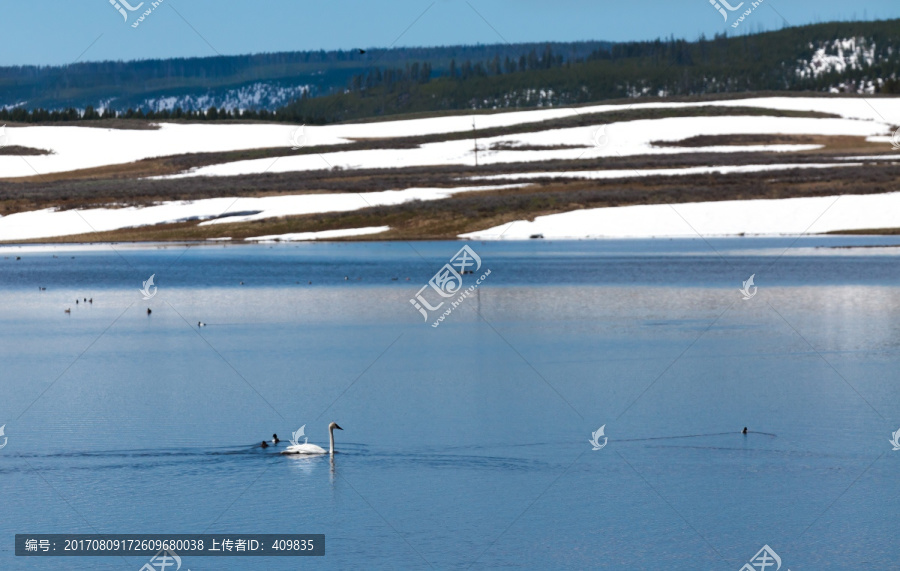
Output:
[[0, 185, 521, 242], [245, 226, 390, 242], [460, 192, 900, 240]]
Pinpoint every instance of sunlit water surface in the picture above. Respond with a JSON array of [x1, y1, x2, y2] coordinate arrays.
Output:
[[1, 238, 899, 569]]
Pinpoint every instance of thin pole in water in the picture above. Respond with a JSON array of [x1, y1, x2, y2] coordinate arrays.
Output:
[[472, 117, 478, 167]]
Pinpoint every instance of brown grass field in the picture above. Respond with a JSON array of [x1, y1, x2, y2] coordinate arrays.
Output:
[[11, 160, 900, 243], [2, 103, 898, 242]]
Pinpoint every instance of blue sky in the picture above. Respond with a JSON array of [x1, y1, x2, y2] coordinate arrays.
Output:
[[3, 0, 899, 66]]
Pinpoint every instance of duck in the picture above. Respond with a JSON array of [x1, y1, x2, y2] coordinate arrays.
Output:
[[272, 434, 280, 445], [64, 308, 71, 314], [147, 308, 152, 315], [742, 427, 748, 434], [260, 440, 269, 449], [282, 422, 343, 456], [198, 322, 206, 327]]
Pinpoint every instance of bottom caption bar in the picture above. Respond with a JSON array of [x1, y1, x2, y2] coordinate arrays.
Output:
[[16, 534, 324, 556]]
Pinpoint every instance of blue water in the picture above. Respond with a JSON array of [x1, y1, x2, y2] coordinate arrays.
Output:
[[1, 238, 899, 569]]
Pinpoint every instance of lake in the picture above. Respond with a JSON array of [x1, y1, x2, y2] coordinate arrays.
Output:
[[1, 237, 898, 569]]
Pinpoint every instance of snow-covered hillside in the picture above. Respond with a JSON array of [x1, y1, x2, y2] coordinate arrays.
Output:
[[1, 96, 899, 241], [2, 96, 900, 179], [794, 37, 890, 94], [796, 37, 878, 79], [135, 82, 311, 113]]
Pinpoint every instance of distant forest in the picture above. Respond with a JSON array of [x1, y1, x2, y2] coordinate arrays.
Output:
[[277, 19, 900, 123], [3, 19, 900, 124], [0, 42, 607, 113]]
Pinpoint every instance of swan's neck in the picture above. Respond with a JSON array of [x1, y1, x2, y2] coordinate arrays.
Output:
[[329, 426, 335, 455]]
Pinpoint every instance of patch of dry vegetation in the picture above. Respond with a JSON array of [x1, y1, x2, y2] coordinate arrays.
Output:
[[3, 119, 161, 130], [11, 163, 900, 243], [652, 134, 888, 154], [4, 144, 897, 215], [0, 145, 53, 156]]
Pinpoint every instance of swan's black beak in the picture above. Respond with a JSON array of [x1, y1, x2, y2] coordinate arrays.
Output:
[[334, 424, 343, 430]]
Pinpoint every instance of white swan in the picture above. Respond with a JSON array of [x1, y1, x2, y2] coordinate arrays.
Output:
[[282, 422, 342, 455]]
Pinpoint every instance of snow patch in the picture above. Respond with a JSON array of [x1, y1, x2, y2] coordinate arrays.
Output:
[[461, 192, 900, 239], [0, 185, 520, 242], [796, 37, 877, 79], [246, 226, 390, 242]]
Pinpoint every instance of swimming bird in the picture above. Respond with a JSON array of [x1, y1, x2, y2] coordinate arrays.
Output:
[[198, 321, 206, 327], [282, 422, 342, 455], [260, 440, 269, 449], [64, 308, 71, 314], [272, 434, 280, 444], [742, 427, 748, 434], [147, 308, 152, 315]]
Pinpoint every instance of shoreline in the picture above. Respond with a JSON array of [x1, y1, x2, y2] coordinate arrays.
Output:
[[3, 233, 900, 251]]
